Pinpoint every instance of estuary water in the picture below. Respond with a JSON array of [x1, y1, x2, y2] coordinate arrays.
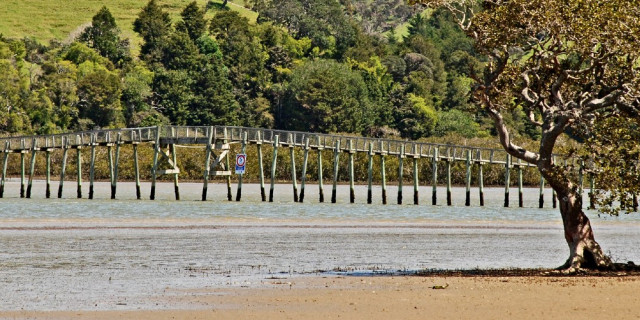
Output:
[[1, 180, 639, 311]]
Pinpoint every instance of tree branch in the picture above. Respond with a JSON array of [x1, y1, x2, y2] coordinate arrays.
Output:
[[484, 102, 540, 164]]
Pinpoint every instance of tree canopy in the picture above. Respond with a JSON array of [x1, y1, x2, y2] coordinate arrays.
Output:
[[415, 0, 640, 271]]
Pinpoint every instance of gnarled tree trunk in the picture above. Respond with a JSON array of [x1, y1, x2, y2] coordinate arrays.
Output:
[[543, 167, 612, 272]]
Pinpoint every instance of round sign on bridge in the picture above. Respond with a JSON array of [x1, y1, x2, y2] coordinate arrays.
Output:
[[235, 154, 247, 174]]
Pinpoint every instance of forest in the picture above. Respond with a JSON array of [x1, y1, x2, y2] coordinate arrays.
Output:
[[0, 0, 541, 144]]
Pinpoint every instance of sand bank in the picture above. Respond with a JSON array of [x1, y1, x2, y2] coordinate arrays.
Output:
[[3, 274, 640, 319]]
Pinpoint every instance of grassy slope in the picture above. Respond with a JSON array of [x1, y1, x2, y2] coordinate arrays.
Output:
[[0, 0, 257, 49]]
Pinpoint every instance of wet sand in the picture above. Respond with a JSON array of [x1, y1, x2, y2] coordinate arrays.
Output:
[[3, 274, 640, 319]]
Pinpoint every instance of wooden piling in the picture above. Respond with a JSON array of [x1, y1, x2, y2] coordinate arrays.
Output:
[[413, 145, 419, 205], [299, 137, 310, 203], [317, 137, 325, 203], [397, 144, 404, 205], [89, 134, 96, 200], [269, 135, 279, 202], [27, 139, 37, 198], [380, 141, 387, 205], [477, 150, 484, 206], [348, 140, 355, 204], [0, 142, 8, 198], [331, 140, 340, 204], [504, 154, 511, 207], [446, 148, 452, 206], [578, 159, 584, 208], [45, 151, 51, 199], [289, 133, 298, 202], [517, 159, 523, 208], [236, 132, 247, 201], [58, 137, 68, 199], [170, 143, 179, 200], [539, 174, 545, 209], [224, 128, 232, 201], [432, 148, 438, 205], [257, 132, 266, 202], [76, 144, 82, 199], [133, 143, 141, 200], [150, 126, 161, 200], [552, 156, 557, 208], [20, 144, 25, 198], [367, 142, 373, 204], [202, 126, 213, 201], [588, 172, 595, 210], [465, 149, 471, 206]]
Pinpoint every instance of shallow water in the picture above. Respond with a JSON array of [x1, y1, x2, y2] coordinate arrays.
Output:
[[0, 180, 639, 310]]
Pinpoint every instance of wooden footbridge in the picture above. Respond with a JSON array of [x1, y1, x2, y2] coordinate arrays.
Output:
[[0, 125, 584, 208]]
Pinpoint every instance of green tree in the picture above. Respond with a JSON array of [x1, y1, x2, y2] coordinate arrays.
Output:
[[133, 0, 172, 66], [176, 1, 207, 42], [79, 6, 131, 67], [279, 59, 374, 134], [419, 0, 640, 271], [76, 66, 124, 129]]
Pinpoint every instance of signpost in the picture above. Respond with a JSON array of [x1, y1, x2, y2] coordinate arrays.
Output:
[[235, 154, 246, 174]]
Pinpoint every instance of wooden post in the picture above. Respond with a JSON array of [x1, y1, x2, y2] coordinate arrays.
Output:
[[380, 141, 387, 205], [269, 135, 279, 202], [20, 141, 25, 198], [133, 143, 141, 200], [348, 140, 355, 204], [446, 148, 451, 206], [107, 139, 114, 199], [150, 126, 161, 200], [477, 150, 484, 206], [89, 134, 96, 200], [202, 126, 213, 201], [171, 143, 179, 200], [224, 128, 232, 201], [299, 137, 310, 203], [397, 144, 404, 205], [539, 174, 545, 209], [257, 131, 266, 202], [27, 139, 37, 198], [236, 131, 247, 201], [413, 145, 419, 205], [465, 149, 471, 206], [0, 141, 8, 198], [432, 148, 438, 205], [331, 140, 340, 204], [317, 136, 324, 203], [588, 172, 595, 210], [367, 142, 373, 204], [504, 154, 511, 208], [45, 150, 51, 199], [517, 159, 523, 208], [552, 156, 557, 208], [76, 143, 82, 199], [58, 137, 68, 199], [289, 133, 298, 202]]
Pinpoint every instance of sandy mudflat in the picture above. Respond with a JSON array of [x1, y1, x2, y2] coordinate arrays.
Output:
[[3, 274, 640, 320]]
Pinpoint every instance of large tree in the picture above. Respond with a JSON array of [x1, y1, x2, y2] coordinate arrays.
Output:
[[415, 0, 640, 271]]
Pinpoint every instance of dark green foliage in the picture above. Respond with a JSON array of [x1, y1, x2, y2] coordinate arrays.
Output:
[[133, 0, 172, 66], [279, 59, 374, 134], [79, 6, 131, 67], [176, 1, 208, 42]]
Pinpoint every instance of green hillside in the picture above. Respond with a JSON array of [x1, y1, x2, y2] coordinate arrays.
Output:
[[0, 0, 256, 48]]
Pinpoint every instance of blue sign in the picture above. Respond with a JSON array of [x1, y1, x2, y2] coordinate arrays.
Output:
[[235, 154, 246, 174]]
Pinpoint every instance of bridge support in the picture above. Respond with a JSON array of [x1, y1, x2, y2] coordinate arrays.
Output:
[[413, 145, 419, 205], [58, 138, 69, 199], [76, 145, 82, 199], [236, 132, 247, 201], [269, 135, 279, 202], [45, 150, 51, 198], [20, 146, 25, 198], [539, 174, 545, 209], [367, 142, 373, 204], [257, 132, 266, 202], [504, 154, 511, 207], [317, 137, 324, 203], [26, 139, 37, 198], [289, 134, 298, 202], [518, 159, 523, 208], [133, 143, 141, 200], [331, 140, 340, 204], [380, 141, 387, 205], [432, 148, 438, 205], [397, 144, 404, 205], [89, 134, 96, 199], [477, 150, 484, 206], [465, 149, 471, 206], [552, 156, 557, 208], [348, 140, 355, 204], [299, 137, 310, 203], [0, 142, 8, 199], [446, 149, 452, 206]]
